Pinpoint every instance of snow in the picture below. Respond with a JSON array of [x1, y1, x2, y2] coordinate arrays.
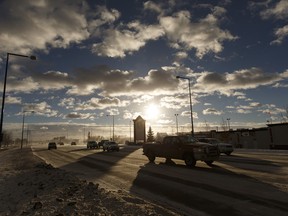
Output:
[[0, 147, 178, 216]]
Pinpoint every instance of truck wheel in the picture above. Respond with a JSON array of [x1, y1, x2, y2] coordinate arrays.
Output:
[[184, 155, 196, 167], [147, 152, 155, 163], [225, 152, 231, 156], [205, 160, 214, 166]]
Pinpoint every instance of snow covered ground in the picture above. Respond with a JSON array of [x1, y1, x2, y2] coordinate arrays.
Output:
[[0, 147, 179, 216]]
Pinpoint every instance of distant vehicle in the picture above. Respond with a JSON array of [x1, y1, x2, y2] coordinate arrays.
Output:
[[98, 139, 109, 147], [142, 135, 220, 167], [48, 142, 57, 150], [103, 141, 119, 152], [71, 142, 76, 145], [87, 141, 99, 149], [197, 138, 234, 155], [58, 142, 64, 145]]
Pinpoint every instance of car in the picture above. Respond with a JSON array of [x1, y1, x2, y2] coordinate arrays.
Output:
[[87, 141, 99, 149], [197, 138, 234, 155], [98, 139, 109, 147], [48, 142, 57, 150], [58, 142, 64, 145], [71, 142, 76, 145], [103, 141, 119, 152]]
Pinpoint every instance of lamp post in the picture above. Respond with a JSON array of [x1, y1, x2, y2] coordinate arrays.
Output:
[[175, 114, 179, 135], [176, 75, 194, 136], [21, 110, 34, 149], [106, 114, 114, 141], [0, 53, 36, 147], [130, 120, 132, 142], [227, 118, 231, 131]]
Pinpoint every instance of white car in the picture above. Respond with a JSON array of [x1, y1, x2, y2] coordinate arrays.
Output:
[[103, 141, 119, 152], [198, 138, 234, 155]]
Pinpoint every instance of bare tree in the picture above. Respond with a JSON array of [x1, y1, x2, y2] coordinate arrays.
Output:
[[2, 131, 13, 147]]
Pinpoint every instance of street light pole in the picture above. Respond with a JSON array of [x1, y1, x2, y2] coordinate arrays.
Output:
[[106, 114, 114, 141], [176, 76, 194, 136], [175, 114, 179, 135], [0, 53, 36, 147], [130, 120, 132, 142], [21, 110, 34, 149]]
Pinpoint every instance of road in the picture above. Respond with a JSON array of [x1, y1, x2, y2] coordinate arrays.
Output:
[[32, 144, 288, 216]]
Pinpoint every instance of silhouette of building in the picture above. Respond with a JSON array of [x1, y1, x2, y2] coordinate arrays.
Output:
[[133, 116, 146, 144]]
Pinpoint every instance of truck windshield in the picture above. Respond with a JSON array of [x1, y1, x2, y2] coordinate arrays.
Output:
[[179, 136, 197, 143]]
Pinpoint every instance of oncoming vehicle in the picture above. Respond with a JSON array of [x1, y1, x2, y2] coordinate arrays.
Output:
[[197, 138, 234, 155], [103, 141, 119, 152], [87, 141, 99, 149], [48, 142, 57, 150]]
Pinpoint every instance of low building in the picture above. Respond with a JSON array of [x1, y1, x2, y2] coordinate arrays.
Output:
[[267, 123, 288, 149], [203, 123, 288, 150]]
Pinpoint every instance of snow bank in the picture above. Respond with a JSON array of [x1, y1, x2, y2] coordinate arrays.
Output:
[[0, 147, 177, 216]]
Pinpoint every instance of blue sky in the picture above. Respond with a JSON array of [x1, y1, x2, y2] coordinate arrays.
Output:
[[0, 0, 288, 140]]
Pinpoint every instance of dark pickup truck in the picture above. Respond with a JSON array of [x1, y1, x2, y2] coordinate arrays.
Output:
[[143, 135, 220, 167]]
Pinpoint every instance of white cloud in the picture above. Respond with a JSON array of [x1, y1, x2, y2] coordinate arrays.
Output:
[[256, 0, 288, 45], [0, 0, 90, 55], [144, 1, 163, 13], [6, 76, 39, 93], [236, 109, 252, 114], [260, 0, 288, 20], [160, 95, 187, 109], [58, 98, 76, 109], [92, 21, 164, 58], [271, 24, 288, 45], [23, 101, 58, 117], [123, 110, 133, 120], [159, 8, 237, 58], [181, 110, 198, 119], [88, 6, 120, 36], [75, 97, 129, 111], [203, 108, 223, 115], [132, 95, 154, 104], [249, 102, 262, 107], [194, 67, 288, 96], [5, 96, 22, 104]]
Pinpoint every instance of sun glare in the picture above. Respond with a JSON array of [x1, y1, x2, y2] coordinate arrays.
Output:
[[145, 104, 160, 120]]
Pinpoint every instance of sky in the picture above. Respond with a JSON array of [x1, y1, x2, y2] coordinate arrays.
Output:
[[0, 0, 288, 141]]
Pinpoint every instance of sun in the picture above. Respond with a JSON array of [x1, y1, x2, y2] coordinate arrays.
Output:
[[144, 104, 160, 120]]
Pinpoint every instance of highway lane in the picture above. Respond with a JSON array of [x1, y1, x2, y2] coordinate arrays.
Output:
[[32, 144, 288, 216]]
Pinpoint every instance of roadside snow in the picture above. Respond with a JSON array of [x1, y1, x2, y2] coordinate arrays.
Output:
[[0, 147, 179, 216]]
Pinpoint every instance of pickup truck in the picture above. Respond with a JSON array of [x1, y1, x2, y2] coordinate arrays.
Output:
[[142, 135, 220, 167]]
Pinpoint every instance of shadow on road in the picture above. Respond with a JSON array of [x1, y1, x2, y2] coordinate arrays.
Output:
[[32, 145, 288, 216], [129, 159, 288, 216]]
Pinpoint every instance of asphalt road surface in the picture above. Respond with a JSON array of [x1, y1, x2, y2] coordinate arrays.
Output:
[[32, 144, 288, 216]]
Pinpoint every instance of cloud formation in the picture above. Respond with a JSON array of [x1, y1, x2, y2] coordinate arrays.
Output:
[[0, 0, 89, 55], [256, 0, 288, 44], [159, 8, 237, 58]]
